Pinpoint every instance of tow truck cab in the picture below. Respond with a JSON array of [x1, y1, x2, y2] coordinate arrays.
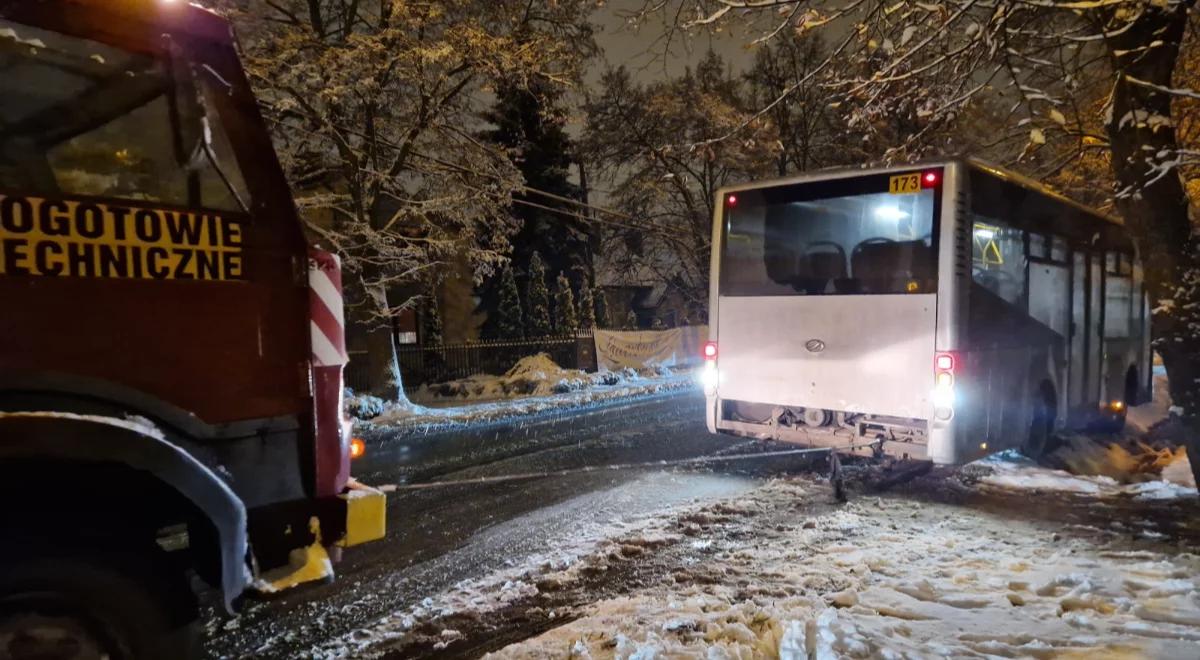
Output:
[[0, 0, 383, 655]]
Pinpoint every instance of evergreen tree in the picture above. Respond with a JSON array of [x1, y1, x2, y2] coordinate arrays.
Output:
[[593, 287, 610, 329], [554, 272, 578, 334], [476, 78, 596, 336], [494, 266, 524, 339], [421, 291, 443, 345], [524, 251, 552, 337], [625, 309, 639, 330], [577, 280, 596, 330]]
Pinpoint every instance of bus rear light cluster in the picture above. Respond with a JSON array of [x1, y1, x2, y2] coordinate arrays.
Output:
[[932, 351, 957, 419], [701, 341, 719, 393]]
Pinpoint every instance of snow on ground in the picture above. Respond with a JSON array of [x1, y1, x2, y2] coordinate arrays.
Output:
[[346, 354, 697, 431], [315, 467, 1200, 659], [974, 449, 1196, 500], [973, 365, 1195, 497], [309, 476, 738, 658], [1127, 370, 1172, 435], [484, 478, 1200, 659]]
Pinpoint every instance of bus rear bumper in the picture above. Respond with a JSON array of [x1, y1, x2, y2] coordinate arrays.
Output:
[[713, 416, 930, 461]]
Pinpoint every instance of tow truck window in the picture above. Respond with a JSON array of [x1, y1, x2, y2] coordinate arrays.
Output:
[[721, 188, 937, 296], [0, 19, 248, 211]]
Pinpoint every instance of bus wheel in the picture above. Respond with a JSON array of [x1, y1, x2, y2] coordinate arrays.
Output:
[[803, 408, 832, 427], [1023, 382, 1057, 459]]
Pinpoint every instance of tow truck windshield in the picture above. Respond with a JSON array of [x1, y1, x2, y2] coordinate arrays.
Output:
[[0, 18, 248, 211]]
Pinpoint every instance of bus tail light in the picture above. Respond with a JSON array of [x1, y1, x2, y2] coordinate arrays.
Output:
[[701, 341, 719, 393], [921, 170, 941, 187], [933, 351, 957, 418]]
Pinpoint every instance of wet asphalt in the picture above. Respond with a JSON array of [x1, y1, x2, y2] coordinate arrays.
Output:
[[205, 390, 826, 658]]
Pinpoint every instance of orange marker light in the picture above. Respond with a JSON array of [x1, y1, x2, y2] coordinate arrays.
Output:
[[350, 437, 366, 459]]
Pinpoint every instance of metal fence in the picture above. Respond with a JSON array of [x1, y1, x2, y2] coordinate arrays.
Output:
[[346, 333, 597, 393]]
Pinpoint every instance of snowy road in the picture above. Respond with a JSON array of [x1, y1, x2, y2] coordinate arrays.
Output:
[[204, 390, 1200, 659], [204, 391, 824, 658]]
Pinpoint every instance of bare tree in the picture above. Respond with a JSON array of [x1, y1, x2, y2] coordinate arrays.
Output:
[[220, 0, 594, 397], [582, 52, 776, 315]]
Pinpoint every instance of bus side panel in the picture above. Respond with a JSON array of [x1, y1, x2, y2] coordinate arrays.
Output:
[[706, 189, 724, 433], [930, 162, 968, 464], [962, 346, 1052, 454]]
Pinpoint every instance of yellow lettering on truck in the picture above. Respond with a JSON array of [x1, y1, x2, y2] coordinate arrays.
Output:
[[0, 194, 244, 281]]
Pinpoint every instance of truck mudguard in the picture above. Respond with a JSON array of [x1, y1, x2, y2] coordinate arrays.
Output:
[[0, 412, 250, 613]]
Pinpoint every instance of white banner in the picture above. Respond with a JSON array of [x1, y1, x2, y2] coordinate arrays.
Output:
[[593, 326, 708, 372]]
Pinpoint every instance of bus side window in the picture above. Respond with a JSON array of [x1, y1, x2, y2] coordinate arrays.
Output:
[[1051, 236, 1069, 262], [1029, 234, 1046, 260], [1105, 271, 1133, 338], [971, 217, 1026, 308]]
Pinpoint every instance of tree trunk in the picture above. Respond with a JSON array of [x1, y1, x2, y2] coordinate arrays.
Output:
[[363, 319, 404, 401], [1104, 1, 1200, 487]]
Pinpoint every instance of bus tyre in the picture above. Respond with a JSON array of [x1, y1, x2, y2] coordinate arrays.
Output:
[[1023, 383, 1057, 459], [0, 554, 198, 660]]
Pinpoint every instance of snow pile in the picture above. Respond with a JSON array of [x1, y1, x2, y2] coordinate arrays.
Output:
[[1050, 435, 1182, 484], [1127, 371, 1172, 434], [974, 449, 1195, 500], [347, 358, 697, 431], [414, 353, 645, 401], [484, 479, 1200, 659]]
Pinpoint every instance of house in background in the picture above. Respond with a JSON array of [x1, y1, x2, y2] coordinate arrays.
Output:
[[597, 257, 695, 329]]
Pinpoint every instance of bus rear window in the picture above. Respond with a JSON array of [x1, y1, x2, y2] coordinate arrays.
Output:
[[720, 182, 938, 296]]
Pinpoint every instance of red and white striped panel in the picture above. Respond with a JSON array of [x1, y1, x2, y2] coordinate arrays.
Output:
[[309, 248, 348, 367]]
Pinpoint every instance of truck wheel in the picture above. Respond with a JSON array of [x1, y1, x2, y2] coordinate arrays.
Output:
[[0, 556, 197, 660]]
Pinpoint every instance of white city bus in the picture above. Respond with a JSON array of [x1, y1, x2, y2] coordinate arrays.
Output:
[[703, 158, 1151, 463]]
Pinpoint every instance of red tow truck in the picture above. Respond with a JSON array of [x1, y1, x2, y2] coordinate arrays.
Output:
[[0, 1, 384, 656]]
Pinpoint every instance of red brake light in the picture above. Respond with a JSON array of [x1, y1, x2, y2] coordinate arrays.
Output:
[[703, 341, 718, 360], [935, 353, 954, 371], [922, 171, 940, 187], [726, 194, 737, 206]]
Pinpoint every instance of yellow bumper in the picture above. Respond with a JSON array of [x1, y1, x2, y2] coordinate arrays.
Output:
[[337, 486, 386, 547]]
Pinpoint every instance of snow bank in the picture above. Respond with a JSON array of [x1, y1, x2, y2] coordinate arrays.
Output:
[[973, 449, 1195, 500], [413, 353, 646, 401], [347, 356, 696, 431], [1127, 372, 1172, 434]]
